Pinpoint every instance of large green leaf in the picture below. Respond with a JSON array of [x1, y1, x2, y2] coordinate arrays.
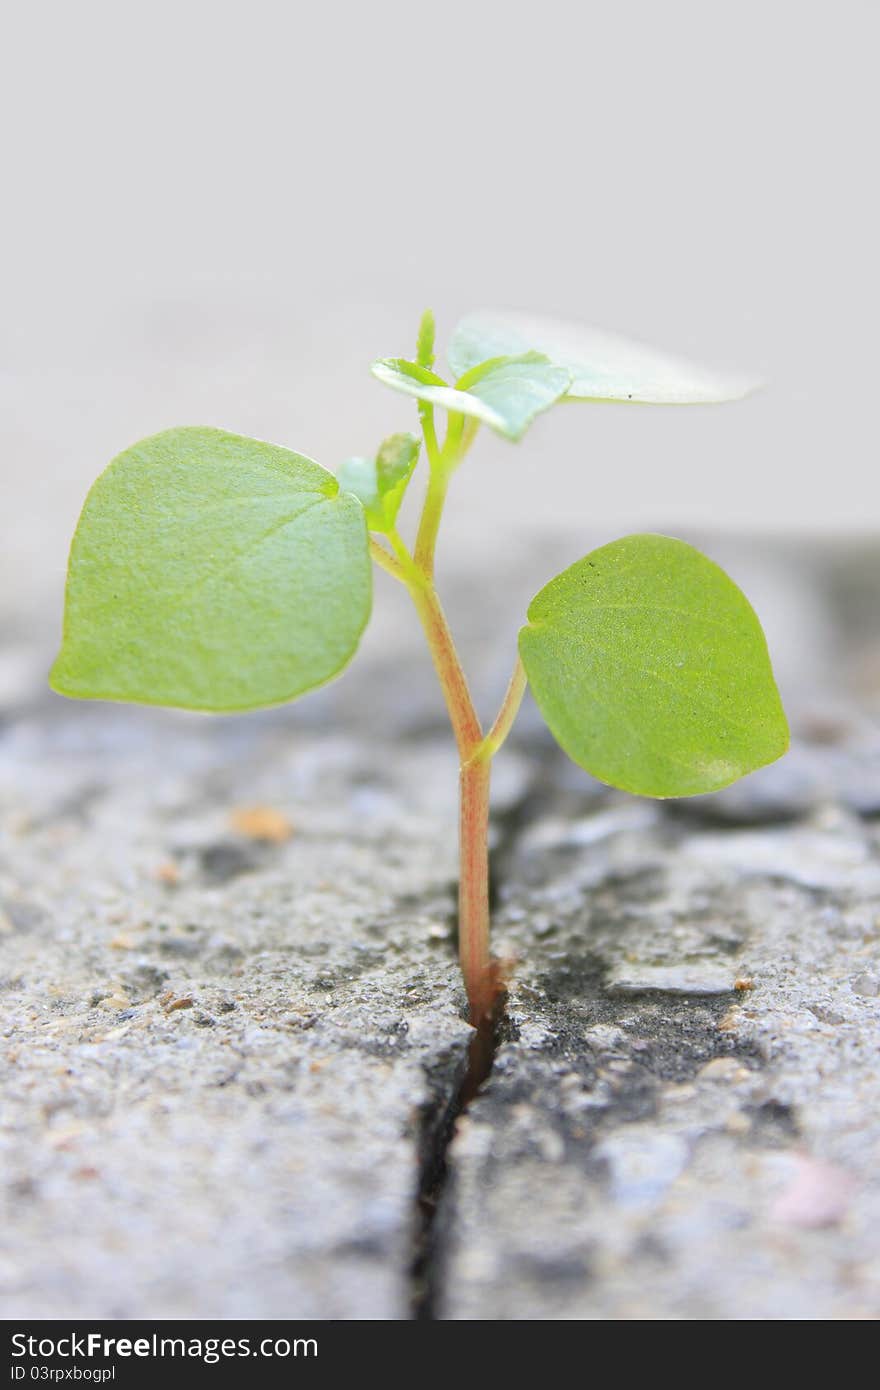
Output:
[[371, 353, 570, 441], [449, 311, 757, 404], [51, 427, 372, 712], [337, 432, 419, 533], [519, 534, 788, 797]]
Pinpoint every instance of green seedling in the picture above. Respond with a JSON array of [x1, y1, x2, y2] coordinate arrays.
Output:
[[51, 309, 788, 1024]]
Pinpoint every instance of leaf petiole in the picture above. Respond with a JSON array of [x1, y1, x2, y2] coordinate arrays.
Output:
[[368, 536, 406, 583], [465, 654, 528, 767], [418, 401, 441, 472]]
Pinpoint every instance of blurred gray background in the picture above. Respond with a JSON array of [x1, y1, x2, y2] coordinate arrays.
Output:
[[2, 0, 877, 662]]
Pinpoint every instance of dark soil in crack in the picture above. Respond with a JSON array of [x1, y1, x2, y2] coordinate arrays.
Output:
[[410, 990, 507, 1320], [408, 946, 776, 1317]]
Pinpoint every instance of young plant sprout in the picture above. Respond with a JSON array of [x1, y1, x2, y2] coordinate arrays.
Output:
[[51, 310, 789, 1025]]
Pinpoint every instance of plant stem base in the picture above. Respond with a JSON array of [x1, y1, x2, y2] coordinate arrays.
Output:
[[459, 757, 495, 1023]]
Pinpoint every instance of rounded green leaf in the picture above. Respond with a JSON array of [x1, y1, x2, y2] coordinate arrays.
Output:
[[449, 311, 758, 404], [519, 534, 788, 797], [51, 427, 372, 712], [371, 353, 570, 441]]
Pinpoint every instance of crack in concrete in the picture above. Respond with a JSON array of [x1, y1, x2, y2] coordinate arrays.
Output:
[[407, 766, 543, 1320], [410, 997, 506, 1320], [406, 752, 779, 1319]]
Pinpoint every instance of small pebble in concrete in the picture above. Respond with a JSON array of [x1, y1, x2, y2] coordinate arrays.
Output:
[[851, 973, 879, 998]]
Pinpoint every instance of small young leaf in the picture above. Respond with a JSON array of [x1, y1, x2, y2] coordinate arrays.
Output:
[[449, 311, 758, 404], [338, 432, 420, 533], [371, 353, 570, 441], [519, 534, 788, 797], [416, 308, 436, 370], [456, 354, 572, 441], [51, 427, 372, 712]]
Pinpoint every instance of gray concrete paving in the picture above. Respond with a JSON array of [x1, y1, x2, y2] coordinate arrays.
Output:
[[1, 539, 878, 1318]]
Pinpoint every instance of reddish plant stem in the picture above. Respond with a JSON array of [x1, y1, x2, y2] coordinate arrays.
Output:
[[408, 580, 482, 759], [374, 440, 524, 1021], [405, 577, 494, 1021], [408, 575, 519, 1023], [458, 755, 493, 1023]]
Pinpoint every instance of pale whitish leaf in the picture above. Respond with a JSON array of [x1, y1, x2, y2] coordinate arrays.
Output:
[[371, 354, 570, 441], [450, 311, 758, 404]]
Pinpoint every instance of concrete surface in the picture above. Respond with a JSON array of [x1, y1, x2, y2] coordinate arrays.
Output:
[[1, 538, 878, 1319]]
